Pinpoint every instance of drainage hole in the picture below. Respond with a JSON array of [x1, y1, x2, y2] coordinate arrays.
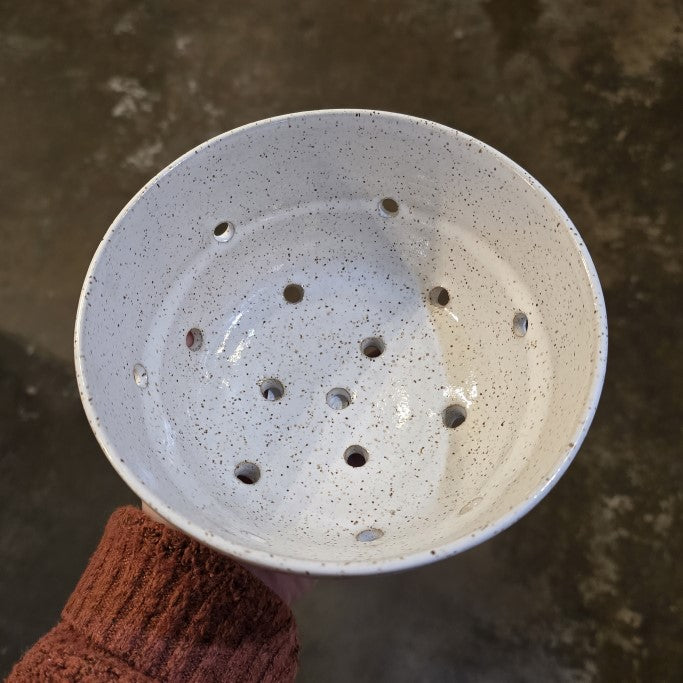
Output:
[[235, 461, 261, 484], [260, 378, 284, 401], [513, 312, 528, 337], [186, 328, 203, 351], [443, 405, 467, 428], [379, 197, 399, 216], [429, 286, 450, 307], [213, 221, 235, 242], [326, 387, 351, 410], [283, 283, 304, 303], [133, 364, 148, 388], [344, 445, 368, 467], [361, 337, 385, 358], [356, 528, 383, 542]]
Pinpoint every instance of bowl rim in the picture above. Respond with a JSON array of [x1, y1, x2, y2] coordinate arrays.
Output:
[[74, 108, 608, 576]]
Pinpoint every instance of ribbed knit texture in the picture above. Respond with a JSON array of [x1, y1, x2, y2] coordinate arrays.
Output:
[[8, 507, 298, 682]]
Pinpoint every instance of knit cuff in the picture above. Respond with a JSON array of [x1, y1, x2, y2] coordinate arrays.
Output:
[[62, 506, 298, 682]]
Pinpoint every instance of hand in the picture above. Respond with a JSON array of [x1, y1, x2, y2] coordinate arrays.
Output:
[[142, 503, 315, 604]]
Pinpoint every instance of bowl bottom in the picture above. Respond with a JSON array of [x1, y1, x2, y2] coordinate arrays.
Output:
[[131, 198, 551, 568]]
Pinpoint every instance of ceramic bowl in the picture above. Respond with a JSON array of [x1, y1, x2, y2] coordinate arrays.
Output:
[[75, 110, 607, 575]]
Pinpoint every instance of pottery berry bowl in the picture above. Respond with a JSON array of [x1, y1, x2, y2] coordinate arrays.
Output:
[[75, 110, 607, 575]]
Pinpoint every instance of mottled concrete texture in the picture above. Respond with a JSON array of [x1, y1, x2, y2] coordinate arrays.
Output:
[[0, 1, 681, 680]]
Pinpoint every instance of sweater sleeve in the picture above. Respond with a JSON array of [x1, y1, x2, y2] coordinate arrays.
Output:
[[7, 506, 299, 682]]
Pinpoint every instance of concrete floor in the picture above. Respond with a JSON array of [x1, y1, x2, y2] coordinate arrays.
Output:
[[0, 1, 681, 680]]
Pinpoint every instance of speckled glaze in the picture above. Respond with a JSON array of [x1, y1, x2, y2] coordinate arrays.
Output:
[[75, 110, 607, 575]]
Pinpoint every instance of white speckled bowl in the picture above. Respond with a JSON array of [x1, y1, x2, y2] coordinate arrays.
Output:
[[75, 110, 607, 575]]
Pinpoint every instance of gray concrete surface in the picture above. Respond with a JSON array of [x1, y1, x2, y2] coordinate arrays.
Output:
[[1, 1, 681, 680]]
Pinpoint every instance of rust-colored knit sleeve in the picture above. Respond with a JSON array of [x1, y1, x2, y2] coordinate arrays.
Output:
[[8, 507, 299, 682]]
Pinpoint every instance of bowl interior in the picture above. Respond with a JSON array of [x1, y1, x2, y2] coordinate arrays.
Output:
[[76, 111, 606, 574]]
